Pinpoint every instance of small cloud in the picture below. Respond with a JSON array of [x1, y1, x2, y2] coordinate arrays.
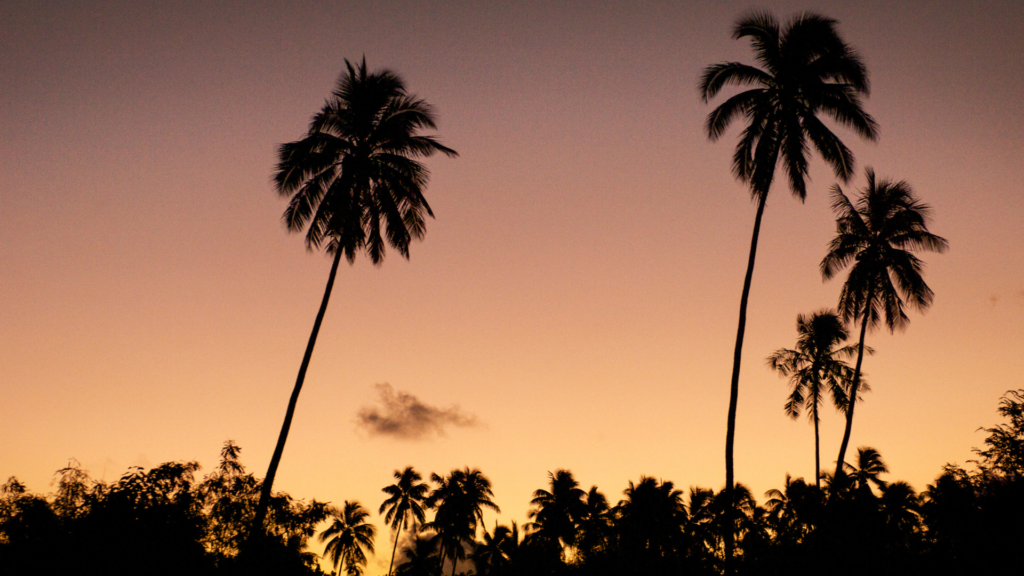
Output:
[[356, 383, 480, 440], [989, 294, 1000, 307]]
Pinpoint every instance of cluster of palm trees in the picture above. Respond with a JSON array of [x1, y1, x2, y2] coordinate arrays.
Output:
[[321, 455, 991, 576], [248, 11, 950, 575], [699, 11, 947, 569], [321, 467, 499, 576]]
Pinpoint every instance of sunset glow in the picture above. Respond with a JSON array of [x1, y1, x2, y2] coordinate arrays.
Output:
[[2, 1, 1023, 573]]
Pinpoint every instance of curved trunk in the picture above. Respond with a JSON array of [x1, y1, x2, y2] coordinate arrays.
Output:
[[813, 396, 821, 490], [834, 286, 873, 480], [250, 248, 344, 540], [724, 194, 767, 575], [388, 523, 403, 576]]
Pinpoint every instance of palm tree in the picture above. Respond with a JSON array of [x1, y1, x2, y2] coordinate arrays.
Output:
[[615, 476, 688, 567], [426, 468, 500, 576], [320, 501, 377, 576], [471, 522, 518, 576], [767, 310, 863, 488], [252, 59, 457, 535], [526, 469, 586, 559], [843, 446, 890, 497], [575, 487, 612, 564], [381, 467, 430, 576], [699, 12, 877, 569], [821, 169, 948, 476]]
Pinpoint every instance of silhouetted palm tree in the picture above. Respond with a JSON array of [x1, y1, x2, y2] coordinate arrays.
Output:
[[394, 529, 442, 576], [427, 468, 500, 576], [699, 11, 877, 569], [768, 310, 862, 488], [615, 476, 688, 570], [252, 59, 457, 535], [575, 486, 612, 564], [381, 467, 430, 576], [844, 447, 889, 497], [821, 169, 948, 475], [472, 522, 518, 576], [526, 469, 586, 560], [320, 501, 377, 576], [879, 481, 922, 548]]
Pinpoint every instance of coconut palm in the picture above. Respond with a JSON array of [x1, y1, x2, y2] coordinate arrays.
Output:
[[822, 169, 948, 476], [252, 59, 457, 535], [320, 501, 377, 576], [526, 469, 586, 558], [767, 310, 863, 488], [843, 446, 890, 497], [699, 11, 877, 568], [381, 467, 430, 576], [472, 522, 518, 576], [426, 468, 500, 576]]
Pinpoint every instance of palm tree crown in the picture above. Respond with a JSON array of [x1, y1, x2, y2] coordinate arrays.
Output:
[[320, 500, 377, 576], [821, 169, 949, 331], [275, 58, 458, 263], [699, 10, 878, 199], [821, 168, 948, 475]]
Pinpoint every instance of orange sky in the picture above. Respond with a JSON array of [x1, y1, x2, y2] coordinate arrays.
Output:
[[2, 1, 1023, 573]]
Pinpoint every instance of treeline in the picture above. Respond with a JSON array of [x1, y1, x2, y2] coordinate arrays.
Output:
[[2, 390, 1021, 576]]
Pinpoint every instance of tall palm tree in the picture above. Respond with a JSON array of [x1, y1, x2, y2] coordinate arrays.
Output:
[[381, 467, 430, 576], [252, 59, 457, 535], [699, 12, 877, 569], [526, 469, 586, 559], [426, 468, 500, 576], [767, 310, 862, 488], [320, 501, 377, 576], [821, 169, 948, 476]]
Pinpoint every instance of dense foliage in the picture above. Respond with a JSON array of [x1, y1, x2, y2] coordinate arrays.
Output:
[[6, 391, 1019, 576]]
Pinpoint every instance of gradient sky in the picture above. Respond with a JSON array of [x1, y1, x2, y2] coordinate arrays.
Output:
[[2, 1, 1023, 573]]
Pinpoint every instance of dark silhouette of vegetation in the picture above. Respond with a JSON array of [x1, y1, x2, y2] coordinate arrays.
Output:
[[254, 58, 458, 538], [0, 441, 328, 576], [821, 168, 948, 476], [698, 11, 878, 569], [767, 310, 862, 488], [3, 392, 1022, 575]]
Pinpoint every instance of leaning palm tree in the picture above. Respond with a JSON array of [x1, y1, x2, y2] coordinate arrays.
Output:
[[767, 310, 863, 488], [251, 59, 457, 535], [699, 11, 877, 569], [321, 501, 378, 576], [381, 467, 430, 576], [821, 169, 948, 476]]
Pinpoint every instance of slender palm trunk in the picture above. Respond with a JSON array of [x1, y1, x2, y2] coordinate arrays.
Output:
[[813, 399, 821, 490], [834, 287, 873, 479], [724, 193, 767, 575], [250, 249, 344, 539], [388, 524, 403, 576]]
